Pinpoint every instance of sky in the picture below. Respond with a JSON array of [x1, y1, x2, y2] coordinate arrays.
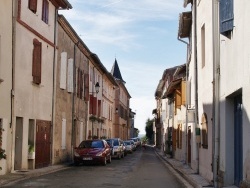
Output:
[[59, 0, 189, 135]]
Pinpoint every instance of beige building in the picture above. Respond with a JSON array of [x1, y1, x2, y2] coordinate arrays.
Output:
[[12, 0, 71, 171], [0, 0, 13, 175], [111, 59, 131, 140], [54, 14, 90, 164]]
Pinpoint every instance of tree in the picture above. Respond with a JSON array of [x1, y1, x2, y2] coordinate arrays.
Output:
[[145, 118, 154, 143]]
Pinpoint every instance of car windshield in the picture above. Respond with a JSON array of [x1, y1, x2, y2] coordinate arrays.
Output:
[[113, 139, 119, 146], [79, 141, 104, 148], [125, 141, 131, 145]]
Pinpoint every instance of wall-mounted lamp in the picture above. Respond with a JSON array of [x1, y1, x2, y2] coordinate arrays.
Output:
[[95, 82, 100, 93]]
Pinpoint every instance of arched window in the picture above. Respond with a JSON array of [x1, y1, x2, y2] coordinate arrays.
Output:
[[201, 113, 208, 149]]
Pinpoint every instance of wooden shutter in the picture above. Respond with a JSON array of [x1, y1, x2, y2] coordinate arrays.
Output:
[[32, 39, 42, 84], [89, 95, 93, 114], [77, 69, 81, 98], [98, 100, 101, 117], [220, 0, 234, 34], [67, 58, 73, 93], [84, 74, 89, 101], [93, 97, 97, 115], [181, 81, 186, 105], [42, 0, 49, 24], [29, 0, 37, 13], [60, 52, 67, 89], [80, 70, 83, 99]]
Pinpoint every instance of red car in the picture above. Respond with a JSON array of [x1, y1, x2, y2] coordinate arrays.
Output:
[[74, 139, 111, 166]]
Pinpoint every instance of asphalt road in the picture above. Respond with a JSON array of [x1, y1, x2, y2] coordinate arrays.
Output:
[[4, 146, 188, 188]]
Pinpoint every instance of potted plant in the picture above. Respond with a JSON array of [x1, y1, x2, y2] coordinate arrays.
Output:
[[28, 143, 35, 159]]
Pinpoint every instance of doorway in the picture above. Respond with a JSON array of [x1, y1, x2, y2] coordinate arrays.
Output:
[[14, 117, 23, 170], [234, 95, 242, 186]]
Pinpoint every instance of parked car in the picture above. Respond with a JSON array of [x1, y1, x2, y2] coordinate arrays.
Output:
[[106, 139, 114, 156], [124, 140, 134, 153], [106, 138, 124, 159], [129, 138, 138, 147], [74, 139, 111, 166]]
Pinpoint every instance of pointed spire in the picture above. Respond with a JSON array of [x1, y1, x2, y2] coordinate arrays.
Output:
[[111, 58, 126, 83]]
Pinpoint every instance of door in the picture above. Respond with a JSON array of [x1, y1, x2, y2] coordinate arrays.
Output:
[[14, 117, 23, 170], [188, 126, 191, 164], [35, 120, 51, 169], [234, 95, 242, 186]]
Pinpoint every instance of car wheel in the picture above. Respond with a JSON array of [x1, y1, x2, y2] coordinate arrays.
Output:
[[74, 161, 79, 166], [102, 157, 107, 166], [107, 155, 111, 164]]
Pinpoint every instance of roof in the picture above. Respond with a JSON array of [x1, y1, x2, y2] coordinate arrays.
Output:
[[162, 78, 182, 99], [50, 0, 72, 9], [111, 59, 126, 83]]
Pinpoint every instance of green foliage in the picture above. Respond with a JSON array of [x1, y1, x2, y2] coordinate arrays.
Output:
[[145, 118, 154, 140]]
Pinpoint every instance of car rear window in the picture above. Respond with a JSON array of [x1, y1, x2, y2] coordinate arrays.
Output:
[[79, 141, 104, 148]]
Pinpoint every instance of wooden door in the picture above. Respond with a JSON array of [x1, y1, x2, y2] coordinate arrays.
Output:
[[188, 126, 191, 164], [35, 120, 51, 169]]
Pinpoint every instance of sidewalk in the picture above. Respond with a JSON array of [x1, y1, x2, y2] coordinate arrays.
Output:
[[0, 163, 72, 186], [154, 148, 238, 188]]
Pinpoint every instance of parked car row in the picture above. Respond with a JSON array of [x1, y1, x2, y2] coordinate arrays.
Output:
[[73, 137, 141, 166]]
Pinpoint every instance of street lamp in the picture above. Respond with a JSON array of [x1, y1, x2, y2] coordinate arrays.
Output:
[[91, 82, 100, 139]]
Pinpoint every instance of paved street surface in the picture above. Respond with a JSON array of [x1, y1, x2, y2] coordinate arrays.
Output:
[[3, 146, 190, 188]]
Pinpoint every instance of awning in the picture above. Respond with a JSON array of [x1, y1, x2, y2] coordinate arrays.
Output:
[[162, 78, 182, 99]]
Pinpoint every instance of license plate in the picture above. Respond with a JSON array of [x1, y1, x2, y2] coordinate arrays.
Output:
[[83, 157, 92, 160]]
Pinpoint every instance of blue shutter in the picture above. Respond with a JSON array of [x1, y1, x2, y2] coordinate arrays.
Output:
[[220, 0, 234, 34]]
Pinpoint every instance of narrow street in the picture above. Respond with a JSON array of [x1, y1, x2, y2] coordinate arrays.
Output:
[[3, 146, 190, 188]]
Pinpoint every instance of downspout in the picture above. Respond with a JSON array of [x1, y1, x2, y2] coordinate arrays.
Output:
[[212, 0, 220, 187], [193, 0, 199, 174], [11, 0, 17, 171], [72, 42, 77, 159], [178, 34, 189, 165], [51, 7, 58, 165]]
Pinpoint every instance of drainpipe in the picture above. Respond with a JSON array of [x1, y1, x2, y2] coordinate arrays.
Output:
[[72, 42, 78, 159], [193, 0, 199, 174], [51, 7, 58, 165], [11, 0, 17, 171], [212, 0, 220, 187], [178, 33, 189, 164]]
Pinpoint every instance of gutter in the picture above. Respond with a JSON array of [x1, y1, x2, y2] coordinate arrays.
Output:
[[177, 34, 189, 165], [212, 0, 220, 187], [193, 0, 199, 174]]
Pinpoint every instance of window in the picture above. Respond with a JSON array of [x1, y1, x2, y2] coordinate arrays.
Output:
[[61, 118, 66, 149], [220, 0, 234, 36], [201, 24, 205, 68], [32, 39, 42, 84], [77, 69, 83, 99], [28, 0, 37, 13], [67, 59, 73, 93], [84, 74, 89, 101], [60, 52, 67, 89], [201, 113, 208, 149], [42, 0, 49, 24]]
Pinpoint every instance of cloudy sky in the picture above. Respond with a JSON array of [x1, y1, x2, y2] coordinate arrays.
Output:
[[59, 0, 190, 134]]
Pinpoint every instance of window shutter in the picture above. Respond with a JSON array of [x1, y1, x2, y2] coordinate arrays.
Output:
[[220, 0, 234, 34], [80, 70, 83, 99], [67, 58, 73, 93], [77, 68, 80, 98], [89, 95, 93, 114], [32, 39, 42, 84], [60, 52, 67, 90], [42, 0, 49, 24], [98, 100, 101, 117], [29, 0, 37, 13], [181, 81, 186, 105], [93, 97, 97, 115], [84, 74, 89, 101]]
